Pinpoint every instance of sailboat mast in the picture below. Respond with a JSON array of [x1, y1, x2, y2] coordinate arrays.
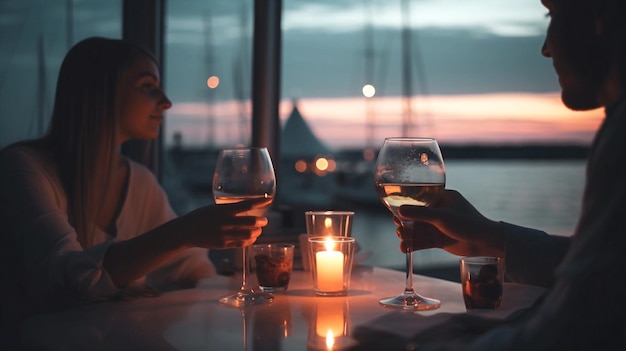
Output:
[[203, 11, 216, 147], [364, 0, 376, 148], [236, 4, 251, 145], [401, 0, 414, 137], [66, 0, 73, 49], [37, 34, 46, 136]]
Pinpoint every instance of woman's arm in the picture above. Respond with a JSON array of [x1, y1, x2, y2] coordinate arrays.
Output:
[[1, 146, 269, 303], [102, 199, 269, 288]]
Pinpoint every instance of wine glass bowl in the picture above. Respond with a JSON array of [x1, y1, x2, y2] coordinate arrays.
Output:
[[212, 147, 276, 307], [374, 137, 446, 310]]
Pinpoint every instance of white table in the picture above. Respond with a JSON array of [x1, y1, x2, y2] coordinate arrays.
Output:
[[21, 266, 546, 350]]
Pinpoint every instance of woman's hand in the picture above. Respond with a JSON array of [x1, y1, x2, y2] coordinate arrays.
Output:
[[177, 197, 273, 249], [394, 189, 505, 257], [104, 197, 273, 287]]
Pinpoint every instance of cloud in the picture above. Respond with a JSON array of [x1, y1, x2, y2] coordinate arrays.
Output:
[[0, 0, 564, 149], [162, 0, 555, 104], [281, 0, 548, 37]]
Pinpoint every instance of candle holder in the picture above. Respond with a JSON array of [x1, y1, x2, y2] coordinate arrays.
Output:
[[301, 211, 355, 272], [460, 256, 504, 310], [252, 243, 294, 293], [308, 236, 356, 296], [305, 211, 354, 237]]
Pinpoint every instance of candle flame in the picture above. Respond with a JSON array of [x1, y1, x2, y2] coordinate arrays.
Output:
[[324, 238, 335, 251], [325, 330, 335, 349]]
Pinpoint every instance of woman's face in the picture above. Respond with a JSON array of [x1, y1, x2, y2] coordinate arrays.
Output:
[[116, 55, 172, 144]]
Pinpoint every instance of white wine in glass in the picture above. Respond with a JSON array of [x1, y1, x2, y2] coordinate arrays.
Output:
[[374, 137, 446, 310], [212, 147, 276, 307]]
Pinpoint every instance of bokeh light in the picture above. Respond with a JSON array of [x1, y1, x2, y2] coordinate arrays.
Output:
[[362, 84, 376, 98], [207, 76, 220, 89]]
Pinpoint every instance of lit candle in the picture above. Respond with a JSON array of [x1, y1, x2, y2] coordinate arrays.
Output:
[[315, 239, 344, 292]]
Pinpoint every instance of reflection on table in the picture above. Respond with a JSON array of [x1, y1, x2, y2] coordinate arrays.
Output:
[[21, 266, 546, 350]]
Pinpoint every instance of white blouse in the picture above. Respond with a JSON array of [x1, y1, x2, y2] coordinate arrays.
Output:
[[0, 146, 214, 327]]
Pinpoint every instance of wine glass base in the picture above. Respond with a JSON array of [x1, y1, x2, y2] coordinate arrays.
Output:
[[219, 290, 274, 308], [379, 292, 441, 311]]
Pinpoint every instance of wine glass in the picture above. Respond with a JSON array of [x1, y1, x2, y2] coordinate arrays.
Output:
[[374, 137, 446, 310], [212, 147, 276, 307]]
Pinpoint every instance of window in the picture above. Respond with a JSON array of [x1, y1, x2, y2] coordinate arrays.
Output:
[[161, 1, 586, 271], [1, 1, 586, 270], [162, 0, 255, 215], [0, 0, 121, 148]]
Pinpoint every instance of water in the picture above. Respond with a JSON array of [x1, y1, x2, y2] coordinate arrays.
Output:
[[164, 157, 587, 271], [350, 160, 586, 269]]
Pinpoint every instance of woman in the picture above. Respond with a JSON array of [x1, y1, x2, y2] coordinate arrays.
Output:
[[0, 37, 269, 338]]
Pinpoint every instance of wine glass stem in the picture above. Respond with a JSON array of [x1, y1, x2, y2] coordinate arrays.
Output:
[[403, 222, 415, 294], [405, 250, 415, 293], [240, 246, 251, 291]]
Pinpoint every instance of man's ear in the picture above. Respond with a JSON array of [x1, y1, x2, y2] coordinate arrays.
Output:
[[594, 15, 605, 36], [594, 0, 620, 37], [594, 13, 609, 36]]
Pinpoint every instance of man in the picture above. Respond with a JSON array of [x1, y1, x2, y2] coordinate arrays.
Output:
[[352, 0, 626, 349]]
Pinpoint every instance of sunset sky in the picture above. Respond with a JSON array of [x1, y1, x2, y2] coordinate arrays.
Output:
[[162, 0, 605, 149], [0, 0, 607, 149], [165, 93, 603, 149]]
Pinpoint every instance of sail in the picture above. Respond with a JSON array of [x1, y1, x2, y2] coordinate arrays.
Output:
[[280, 102, 331, 159]]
